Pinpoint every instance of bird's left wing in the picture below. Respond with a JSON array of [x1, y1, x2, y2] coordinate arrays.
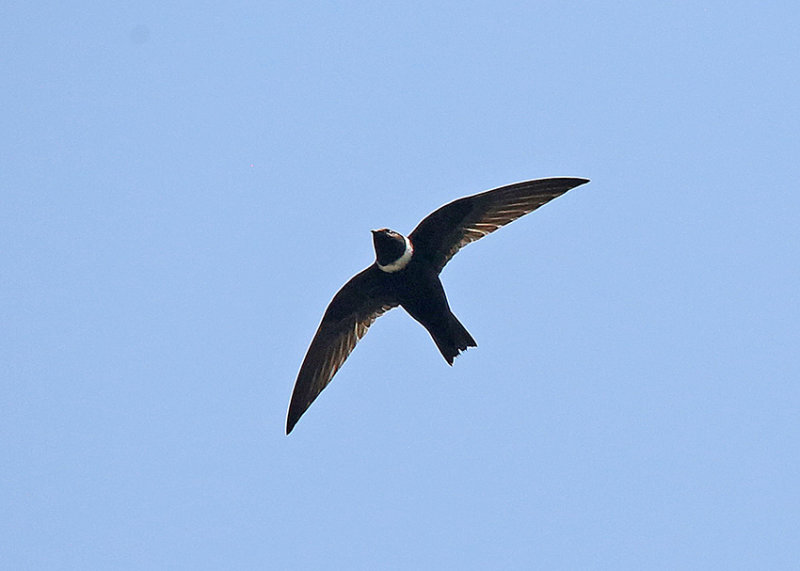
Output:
[[286, 265, 397, 434], [409, 177, 589, 273]]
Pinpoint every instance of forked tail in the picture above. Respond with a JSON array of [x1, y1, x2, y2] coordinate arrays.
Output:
[[430, 313, 477, 365]]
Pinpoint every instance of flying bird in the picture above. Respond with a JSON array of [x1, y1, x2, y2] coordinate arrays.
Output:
[[286, 176, 589, 434]]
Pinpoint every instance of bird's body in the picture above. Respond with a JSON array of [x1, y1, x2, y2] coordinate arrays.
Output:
[[286, 177, 589, 434], [372, 244, 477, 365]]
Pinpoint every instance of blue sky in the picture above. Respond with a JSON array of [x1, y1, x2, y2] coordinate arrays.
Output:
[[3, 2, 799, 569]]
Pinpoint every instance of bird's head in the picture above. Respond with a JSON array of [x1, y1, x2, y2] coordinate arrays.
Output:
[[371, 228, 413, 272]]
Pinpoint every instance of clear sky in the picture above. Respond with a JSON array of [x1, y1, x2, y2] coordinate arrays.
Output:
[[3, 2, 799, 569]]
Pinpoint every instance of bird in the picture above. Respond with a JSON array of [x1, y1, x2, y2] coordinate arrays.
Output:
[[286, 176, 589, 434]]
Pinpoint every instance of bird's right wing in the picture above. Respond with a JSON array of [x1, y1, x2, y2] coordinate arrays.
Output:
[[409, 177, 589, 273], [286, 265, 397, 434]]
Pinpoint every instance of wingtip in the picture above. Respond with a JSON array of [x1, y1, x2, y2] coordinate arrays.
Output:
[[286, 412, 299, 435], [560, 176, 590, 186], [560, 176, 590, 192], [286, 405, 300, 435]]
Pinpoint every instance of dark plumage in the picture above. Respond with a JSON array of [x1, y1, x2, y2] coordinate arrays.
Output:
[[286, 176, 589, 434]]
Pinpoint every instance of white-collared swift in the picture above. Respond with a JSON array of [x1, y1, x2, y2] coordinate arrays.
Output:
[[286, 177, 589, 434]]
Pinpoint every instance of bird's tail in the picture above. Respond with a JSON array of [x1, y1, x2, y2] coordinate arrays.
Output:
[[430, 313, 477, 365]]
